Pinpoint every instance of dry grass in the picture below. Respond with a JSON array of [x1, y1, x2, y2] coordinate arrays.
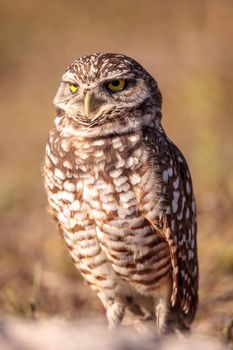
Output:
[[0, 0, 232, 345]]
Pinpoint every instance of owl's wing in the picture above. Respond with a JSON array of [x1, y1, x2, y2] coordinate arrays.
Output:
[[142, 125, 199, 325], [158, 139, 198, 324]]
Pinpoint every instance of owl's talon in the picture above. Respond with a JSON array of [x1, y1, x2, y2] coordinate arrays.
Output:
[[107, 302, 125, 329]]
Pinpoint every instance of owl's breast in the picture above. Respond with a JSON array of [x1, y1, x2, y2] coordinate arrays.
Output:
[[82, 142, 172, 294], [45, 131, 172, 295]]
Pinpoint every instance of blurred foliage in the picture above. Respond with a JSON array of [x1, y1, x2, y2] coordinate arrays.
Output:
[[0, 0, 232, 340]]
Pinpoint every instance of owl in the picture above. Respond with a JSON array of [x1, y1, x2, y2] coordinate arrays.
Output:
[[44, 53, 198, 332]]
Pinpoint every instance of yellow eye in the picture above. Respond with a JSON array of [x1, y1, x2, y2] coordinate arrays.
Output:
[[69, 83, 78, 94], [107, 79, 126, 92]]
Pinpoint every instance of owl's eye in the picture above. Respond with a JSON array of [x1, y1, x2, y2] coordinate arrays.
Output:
[[69, 83, 78, 94], [107, 79, 126, 92]]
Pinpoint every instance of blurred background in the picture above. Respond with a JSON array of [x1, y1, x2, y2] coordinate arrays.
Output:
[[0, 0, 232, 338]]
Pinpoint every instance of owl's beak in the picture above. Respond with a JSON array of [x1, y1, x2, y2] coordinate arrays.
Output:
[[84, 91, 92, 118], [84, 90, 104, 118]]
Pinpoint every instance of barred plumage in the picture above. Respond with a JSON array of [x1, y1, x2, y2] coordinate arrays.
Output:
[[44, 53, 198, 332]]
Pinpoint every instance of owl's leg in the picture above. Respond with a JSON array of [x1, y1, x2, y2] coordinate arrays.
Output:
[[154, 297, 167, 333], [106, 301, 125, 329], [97, 292, 125, 329]]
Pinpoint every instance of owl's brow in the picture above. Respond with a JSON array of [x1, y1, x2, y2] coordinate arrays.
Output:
[[98, 72, 135, 83], [62, 75, 78, 84], [61, 72, 136, 88]]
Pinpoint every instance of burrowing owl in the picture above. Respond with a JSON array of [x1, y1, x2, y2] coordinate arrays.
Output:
[[44, 53, 198, 332]]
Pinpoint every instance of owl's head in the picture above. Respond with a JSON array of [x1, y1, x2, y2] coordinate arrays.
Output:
[[53, 53, 162, 132]]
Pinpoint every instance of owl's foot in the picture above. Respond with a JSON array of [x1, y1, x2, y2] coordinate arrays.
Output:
[[106, 302, 125, 330], [155, 297, 167, 333]]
